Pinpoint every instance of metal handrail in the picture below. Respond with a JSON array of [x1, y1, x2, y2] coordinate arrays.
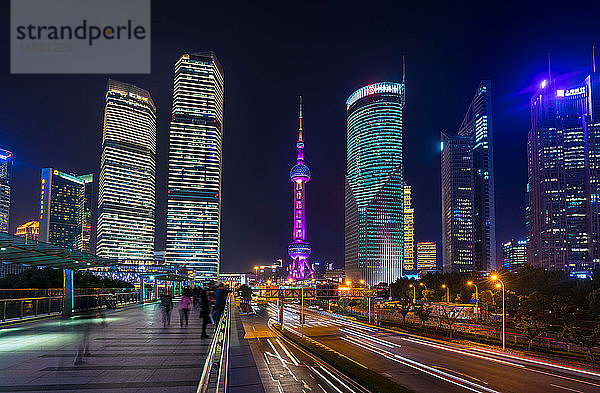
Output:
[[197, 293, 232, 393]]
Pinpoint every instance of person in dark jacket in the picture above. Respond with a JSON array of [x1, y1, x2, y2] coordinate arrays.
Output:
[[159, 293, 173, 327], [213, 283, 229, 323], [199, 288, 211, 338]]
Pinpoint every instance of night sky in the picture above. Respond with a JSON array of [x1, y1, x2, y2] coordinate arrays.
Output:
[[1, 1, 599, 273]]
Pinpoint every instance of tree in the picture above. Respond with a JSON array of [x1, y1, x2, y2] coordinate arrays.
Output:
[[421, 289, 435, 302], [514, 316, 546, 351], [551, 295, 576, 324], [522, 292, 550, 320], [479, 290, 494, 320], [562, 323, 600, 361], [348, 299, 359, 313], [441, 306, 462, 339], [237, 284, 253, 304], [394, 303, 411, 324], [414, 304, 432, 332], [587, 289, 600, 319]]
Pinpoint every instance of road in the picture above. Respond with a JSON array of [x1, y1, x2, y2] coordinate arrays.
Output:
[[256, 302, 600, 393]]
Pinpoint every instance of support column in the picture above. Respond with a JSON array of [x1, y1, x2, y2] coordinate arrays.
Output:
[[155, 280, 159, 299], [62, 269, 73, 317], [140, 278, 145, 304], [279, 299, 284, 326]]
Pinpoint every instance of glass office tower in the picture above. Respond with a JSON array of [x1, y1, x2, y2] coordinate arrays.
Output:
[[458, 81, 496, 271], [345, 82, 405, 286], [97, 80, 156, 261], [502, 240, 527, 271], [39, 168, 92, 251], [441, 133, 474, 273], [527, 67, 600, 272], [404, 185, 415, 272], [166, 52, 224, 279], [0, 149, 12, 233], [416, 241, 437, 272]]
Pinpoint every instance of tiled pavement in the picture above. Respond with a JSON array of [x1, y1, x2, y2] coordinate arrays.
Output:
[[0, 301, 214, 392]]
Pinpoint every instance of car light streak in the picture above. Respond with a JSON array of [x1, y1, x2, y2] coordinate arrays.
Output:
[[276, 338, 300, 366], [311, 366, 343, 393], [319, 365, 358, 393], [340, 328, 401, 349]]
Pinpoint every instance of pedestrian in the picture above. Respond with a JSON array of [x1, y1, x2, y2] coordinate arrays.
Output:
[[159, 293, 174, 327], [212, 283, 229, 323], [179, 289, 193, 327], [192, 286, 200, 308], [199, 288, 211, 338]]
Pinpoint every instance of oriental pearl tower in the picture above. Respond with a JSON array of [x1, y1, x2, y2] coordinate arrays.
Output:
[[288, 96, 315, 281]]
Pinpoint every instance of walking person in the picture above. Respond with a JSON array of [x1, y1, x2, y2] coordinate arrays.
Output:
[[179, 289, 192, 327], [159, 293, 174, 327], [199, 288, 211, 338], [212, 283, 229, 323]]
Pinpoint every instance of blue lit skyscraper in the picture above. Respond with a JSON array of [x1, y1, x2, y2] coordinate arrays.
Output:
[[527, 64, 600, 272], [166, 53, 224, 279], [345, 82, 405, 286], [0, 149, 12, 233]]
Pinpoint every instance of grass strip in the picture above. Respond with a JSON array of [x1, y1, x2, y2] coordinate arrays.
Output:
[[272, 324, 413, 393]]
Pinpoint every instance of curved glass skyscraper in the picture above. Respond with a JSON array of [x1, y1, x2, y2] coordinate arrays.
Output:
[[345, 82, 405, 285]]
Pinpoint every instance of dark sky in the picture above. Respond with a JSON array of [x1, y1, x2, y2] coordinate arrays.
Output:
[[1, 1, 599, 273]]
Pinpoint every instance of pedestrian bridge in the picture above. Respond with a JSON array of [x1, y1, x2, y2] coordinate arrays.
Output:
[[0, 296, 263, 393]]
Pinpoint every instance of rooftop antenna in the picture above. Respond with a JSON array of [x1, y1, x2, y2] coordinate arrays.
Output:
[[402, 55, 406, 84], [298, 95, 303, 142], [593, 45, 597, 73], [548, 52, 552, 82]]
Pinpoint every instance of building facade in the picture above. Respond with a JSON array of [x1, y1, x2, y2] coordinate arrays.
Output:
[[166, 53, 224, 279], [97, 80, 156, 260], [345, 82, 405, 285], [416, 241, 437, 272], [527, 68, 600, 272], [15, 221, 39, 241], [502, 240, 527, 271], [404, 185, 415, 272], [0, 149, 12, 233], [39, 169, 92, 251], [441, 133, 474, 273], [457, 81, 496, 271]]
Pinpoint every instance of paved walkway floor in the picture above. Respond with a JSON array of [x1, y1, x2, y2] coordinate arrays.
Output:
[[0, 301, 214, 393]]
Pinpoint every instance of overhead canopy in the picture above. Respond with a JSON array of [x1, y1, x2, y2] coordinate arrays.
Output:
[[0, 232, 118, 270], [149, 273, 190, 282]]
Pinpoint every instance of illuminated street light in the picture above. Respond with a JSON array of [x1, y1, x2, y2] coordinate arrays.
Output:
[[441, 284, 449, 303], [467, 281, 479, 319], [409, 284, 416, 303], [490, 274, 506, 351]]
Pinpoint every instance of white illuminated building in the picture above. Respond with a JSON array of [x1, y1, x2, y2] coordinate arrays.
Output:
[[97, 79, 156, 260]]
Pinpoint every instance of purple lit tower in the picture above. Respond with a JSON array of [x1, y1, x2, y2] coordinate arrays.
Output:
[[288, 96, 315, 281]]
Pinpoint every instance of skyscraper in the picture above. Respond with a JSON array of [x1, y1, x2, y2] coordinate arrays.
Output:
[[416, 241, 437, 272], [404, 185, 415, 272], [166, 52, 224, 279], [0, 149, 12, 233], [288, 97, 314, 281], [458, 81, 496, 271], [502, 240, 527, 271], [97, 80, 156, 261], [527, 64, 600, 272], [441, 81, 496, 273], [39, 168, 92, 251], [441, 133, 474, 273], [345, 82, 405, 286]]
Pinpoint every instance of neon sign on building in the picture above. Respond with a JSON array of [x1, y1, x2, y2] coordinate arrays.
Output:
[[346, 82, 404, 109]]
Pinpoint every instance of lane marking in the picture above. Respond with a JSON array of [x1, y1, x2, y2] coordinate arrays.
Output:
[[522, 366, 600, 388], [319, 365, 358, 393], [276, 338, 300, 366], [549, 384, 584, 392], [311, 366, 343, 393]]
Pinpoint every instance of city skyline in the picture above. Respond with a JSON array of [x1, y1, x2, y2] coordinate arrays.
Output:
[[2, 2, 599, 273]]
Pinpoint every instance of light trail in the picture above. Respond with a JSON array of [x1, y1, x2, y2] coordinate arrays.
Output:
[[310, 366, 343, 393]]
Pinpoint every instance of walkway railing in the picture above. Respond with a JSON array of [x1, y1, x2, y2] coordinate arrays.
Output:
[[0, 288, 140, 322], [197, 294, 232, 393]]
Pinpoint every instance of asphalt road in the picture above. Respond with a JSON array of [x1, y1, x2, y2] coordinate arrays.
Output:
[[267, 302, 600, 393]]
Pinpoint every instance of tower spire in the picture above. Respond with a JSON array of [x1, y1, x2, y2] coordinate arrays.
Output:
[[298, 95, 303, 142], [402, 55, 406, 84], [548, 52, 552, 82], [593, 45, 597, 73]]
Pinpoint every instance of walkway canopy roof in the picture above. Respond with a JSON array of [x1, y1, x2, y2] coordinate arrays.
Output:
[[0, 233, 117, 270]]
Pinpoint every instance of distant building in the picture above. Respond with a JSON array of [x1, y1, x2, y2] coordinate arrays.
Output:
[[404, 185, 415, 272], [441, 133, 474, 273], [0, 149, 12, 233], [15, 221, 39, 241], [39, 168, 93, 251], [153, 250, 166, 263], [503, 240, 527, 271], [527, 66, 600, 272], [166, 52, 224, 279], [416, 242, 437, 272], [345, 81, 405, 286], [97, 79, 156, 261], [219, 273, 256, 287], [255, 263, 287, 284], [323, 268, 345, 283]]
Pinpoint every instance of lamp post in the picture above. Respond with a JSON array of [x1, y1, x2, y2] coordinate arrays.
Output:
[[467, 281, 479, 320], [254, 266, 259, 283], [490, 274, 505, 351], [409, 284, 416, 303], [441, 284, 449, 303]]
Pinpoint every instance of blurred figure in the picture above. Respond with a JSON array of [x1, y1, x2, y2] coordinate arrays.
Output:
[[213, 283, 229, 323], [199, 288, 211, 338], [192, 286, 200, 308], [73, 310, 106, 365], [179, 289, 192, 327], [159, 293, 174, 327]]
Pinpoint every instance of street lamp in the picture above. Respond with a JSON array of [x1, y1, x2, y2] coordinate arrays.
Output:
[[490, 274, 506, 351], [419, 282, 427, 288], [346, 280, 351, 287], [360, 279, 365, 286], [441, 284, 450, 303], [409, 284, 416, 303], [254, 266, 259, 282], [467, 281, 479, 319]]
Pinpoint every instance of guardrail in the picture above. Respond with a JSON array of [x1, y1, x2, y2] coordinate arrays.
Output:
[[197, 294, 232, 393], [0, 290, 140, 322]]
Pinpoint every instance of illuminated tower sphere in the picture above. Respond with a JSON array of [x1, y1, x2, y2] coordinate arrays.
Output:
[[288, 96, 315, 281]]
